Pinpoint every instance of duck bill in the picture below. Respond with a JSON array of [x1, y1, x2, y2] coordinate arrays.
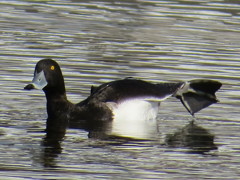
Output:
[[24, 70, 48, 90]]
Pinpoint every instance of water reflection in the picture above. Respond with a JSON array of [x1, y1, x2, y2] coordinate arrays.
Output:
[[38, 116, 216, 168], [165, 120, 217, 154], [39, 115, 111, 167], [38, 117, 67, 168], [41, 134, 64, 168]]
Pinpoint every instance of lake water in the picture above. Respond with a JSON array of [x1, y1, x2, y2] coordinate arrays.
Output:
[[0, 0, 240, 179]]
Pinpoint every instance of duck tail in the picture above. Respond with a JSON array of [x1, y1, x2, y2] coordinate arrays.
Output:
[[174, 79, 222, 116]]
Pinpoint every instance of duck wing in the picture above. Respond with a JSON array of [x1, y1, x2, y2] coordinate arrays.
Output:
[[77, 78, 183, 106]]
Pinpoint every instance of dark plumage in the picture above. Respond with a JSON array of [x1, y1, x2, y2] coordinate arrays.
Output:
[[24, 58, 222, 133]]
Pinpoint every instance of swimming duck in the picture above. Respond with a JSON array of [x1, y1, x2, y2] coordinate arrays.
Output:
[[24, 59, 221, 134]]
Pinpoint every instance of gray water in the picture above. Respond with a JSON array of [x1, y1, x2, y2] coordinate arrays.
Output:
[[0, 0, 240, 179]]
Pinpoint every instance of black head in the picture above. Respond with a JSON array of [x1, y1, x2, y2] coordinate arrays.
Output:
[[24, 58, 66, 95]]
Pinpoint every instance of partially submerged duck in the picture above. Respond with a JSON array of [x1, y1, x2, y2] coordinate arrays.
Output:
[[24, 59, 221, 137]]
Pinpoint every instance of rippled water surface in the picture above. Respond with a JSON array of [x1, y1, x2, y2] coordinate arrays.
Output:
[[1, 0, 240, 179]]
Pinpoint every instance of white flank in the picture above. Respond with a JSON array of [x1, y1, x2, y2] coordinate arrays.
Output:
[[107, 98, 165, 139]]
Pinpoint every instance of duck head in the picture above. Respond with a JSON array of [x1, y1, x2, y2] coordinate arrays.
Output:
[[24, 58, 66, 96]]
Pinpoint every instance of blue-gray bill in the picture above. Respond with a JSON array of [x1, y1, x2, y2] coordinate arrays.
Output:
[[24, 70, 47, 90]]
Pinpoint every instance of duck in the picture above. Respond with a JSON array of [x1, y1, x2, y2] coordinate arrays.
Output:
[[24, 58, 221, 136]]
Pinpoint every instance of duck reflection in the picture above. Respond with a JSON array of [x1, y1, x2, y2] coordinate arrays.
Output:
[[39, 118, 217, 168], [165, 120, 217, 154], [39, 117, 112, 167], [69, 118, 112, 139], [39, 117, 67, 168]]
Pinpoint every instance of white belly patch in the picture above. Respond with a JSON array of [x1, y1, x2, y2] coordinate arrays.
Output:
[[106, 98, 161, 139]]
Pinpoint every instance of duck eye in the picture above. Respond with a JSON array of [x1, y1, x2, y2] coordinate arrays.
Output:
[[50, 65, 55, 70]]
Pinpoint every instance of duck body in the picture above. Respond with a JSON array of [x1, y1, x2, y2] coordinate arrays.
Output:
[[24, 59, 222, 136], [44, 78, 184, 133], [76, 78, 183, 121]]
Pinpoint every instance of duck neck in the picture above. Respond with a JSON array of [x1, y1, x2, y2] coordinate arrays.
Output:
[[44, 89, 67, 102], [44, 89, 72, 119], [44, 90, 74, 134]]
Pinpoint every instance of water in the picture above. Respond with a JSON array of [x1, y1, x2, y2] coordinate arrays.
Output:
[[0, 0, 240, 179]]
